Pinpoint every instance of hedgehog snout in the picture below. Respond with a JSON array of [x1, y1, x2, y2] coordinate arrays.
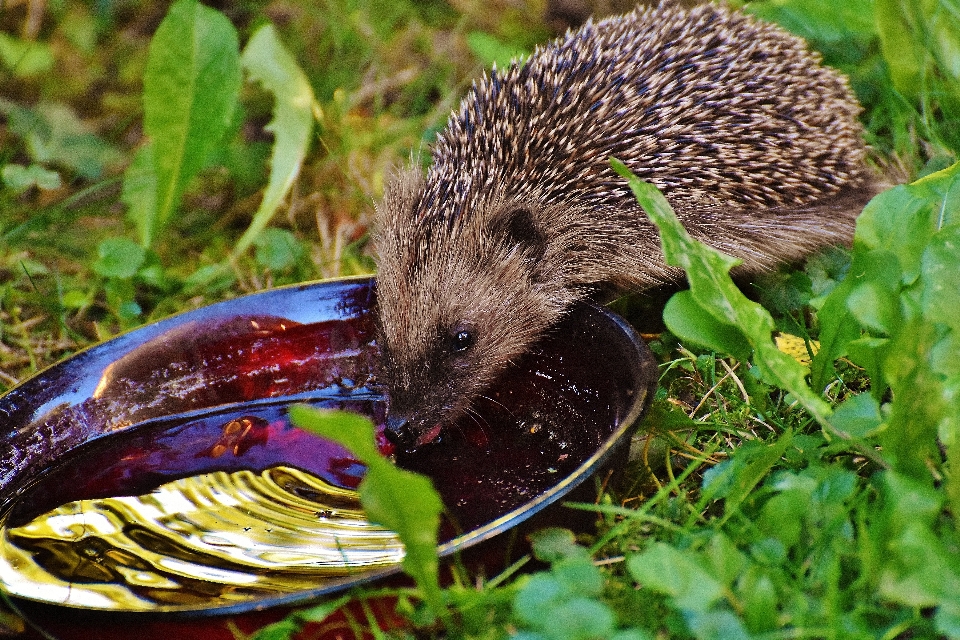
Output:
[[383, 413, 416, 450]]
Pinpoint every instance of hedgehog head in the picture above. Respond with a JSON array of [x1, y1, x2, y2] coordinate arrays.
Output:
[[372, 171, 576, 450]]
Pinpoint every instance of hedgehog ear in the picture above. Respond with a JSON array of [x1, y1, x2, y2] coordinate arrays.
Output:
[[491, 205, 548, 269]]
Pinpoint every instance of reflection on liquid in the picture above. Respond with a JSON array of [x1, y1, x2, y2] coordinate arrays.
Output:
[[0, 466, 403, 611]]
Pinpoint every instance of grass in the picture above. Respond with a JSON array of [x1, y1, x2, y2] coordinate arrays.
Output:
[[2, 0, 960, 638]]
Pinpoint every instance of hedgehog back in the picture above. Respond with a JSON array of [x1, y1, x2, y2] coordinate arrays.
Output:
[[421, 4, 867, 231]]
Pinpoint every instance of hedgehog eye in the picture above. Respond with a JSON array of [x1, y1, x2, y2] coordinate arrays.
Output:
[[449, 329, 475, 354]]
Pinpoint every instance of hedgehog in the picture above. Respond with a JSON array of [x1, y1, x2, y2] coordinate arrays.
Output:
[[373, 2, 874, 450]]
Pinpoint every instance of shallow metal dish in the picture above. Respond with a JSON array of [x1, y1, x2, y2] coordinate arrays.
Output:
[[0, 276, 656, 638]]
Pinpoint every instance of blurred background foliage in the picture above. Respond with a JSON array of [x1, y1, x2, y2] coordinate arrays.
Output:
[[0, 0, 957, 390]]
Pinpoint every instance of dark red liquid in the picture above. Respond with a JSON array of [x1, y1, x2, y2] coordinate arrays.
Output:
[[7, 308, 628, 539]]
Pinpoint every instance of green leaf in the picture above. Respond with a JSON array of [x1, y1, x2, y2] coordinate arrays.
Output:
[[143, 0, 241, 248], [249, 619, 301, 640], [628, 543, 724, 613], [466, 31, 528, 68], [0, 33, 53, 77], [183, 263, 235, 293], [611, 160, 834, 430], [738, 567, 778, 633], [855, 161, 960, 281], [122, 144, 159, 247], [845, 250, 903, 334], [250, 594, 351, 640], [875, 0, 928, 98], [875, 472, 960, 608], [704, 534, 748, 589], [552, 557, 604, 597], [540, 596, 615, 640], [61, 290, 90, 309], [662, 291, 751, 361], [254, 228, 304, 271], [1, 101, 121, 179], [233, 24, 316, 258], [757, 487, 807, 549], [880, 322, 951, 479], [747, 0, 875, 45], [830, 393, 883, 439], [93, 237, 146, 279], [288, 406, 446, 621], [919, 224, 960, 332], [702, 433, 793, 518], [845, 337, 890, 401], [810, 273, 860, 392], [1, 163, 61, 193], [908, 160, 960, 229], [685, 610, 753, 640], [359, 463, 443, 594], [288, 407, 382, 464], [514, 574, 565, 627], [529, 528, 584, 563]]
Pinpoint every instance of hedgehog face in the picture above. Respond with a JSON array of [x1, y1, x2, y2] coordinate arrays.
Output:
[[373, 183, 567, 451]]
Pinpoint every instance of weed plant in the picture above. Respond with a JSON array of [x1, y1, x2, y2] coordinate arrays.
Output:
[[1, 1, 959, 639]]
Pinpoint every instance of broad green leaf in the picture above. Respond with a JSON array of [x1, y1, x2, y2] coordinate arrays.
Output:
[[122, 144, 159, 247], [540, 597, 615, 640], [845, 250, 903, 334], [529, 528, 584, 563], [815, 164, 960, 390], [830, 392, 884, 439], [94, 237, 146, 279], [757, 489, 807, 549], [514, 574, 565, 627], [855, 185, 935, 283], [254, 228, 304, 271], [810, 273, 860, 392], [233, 24, 316, 258], [880, 322, 950, 479], [662, 291, 751, 362], [612, 160, 834, 429], [738, 567, 778, 633], [875, 0, 927, 98], [855, 162, 960, 281], [704, 533, 748, 589], [1, 163, 61, 193], [920, 225, 960, 332], [287, 407, 382, 465], [2, 101, 120, 179], [0, 33, 53, 77], [143, 0, 241, 248], [875, 472, 960, 608], [908, 160, 960, 229], [846, 336, 890, 401], [628, 543, 723, 613], [685, 610, 753, 640], [552, 557, 604, 597], [702, 432, 793, 518], [289, 406, 446, 620]]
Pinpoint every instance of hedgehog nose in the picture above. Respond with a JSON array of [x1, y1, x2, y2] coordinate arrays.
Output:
[[384, 414, 415, 449]]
